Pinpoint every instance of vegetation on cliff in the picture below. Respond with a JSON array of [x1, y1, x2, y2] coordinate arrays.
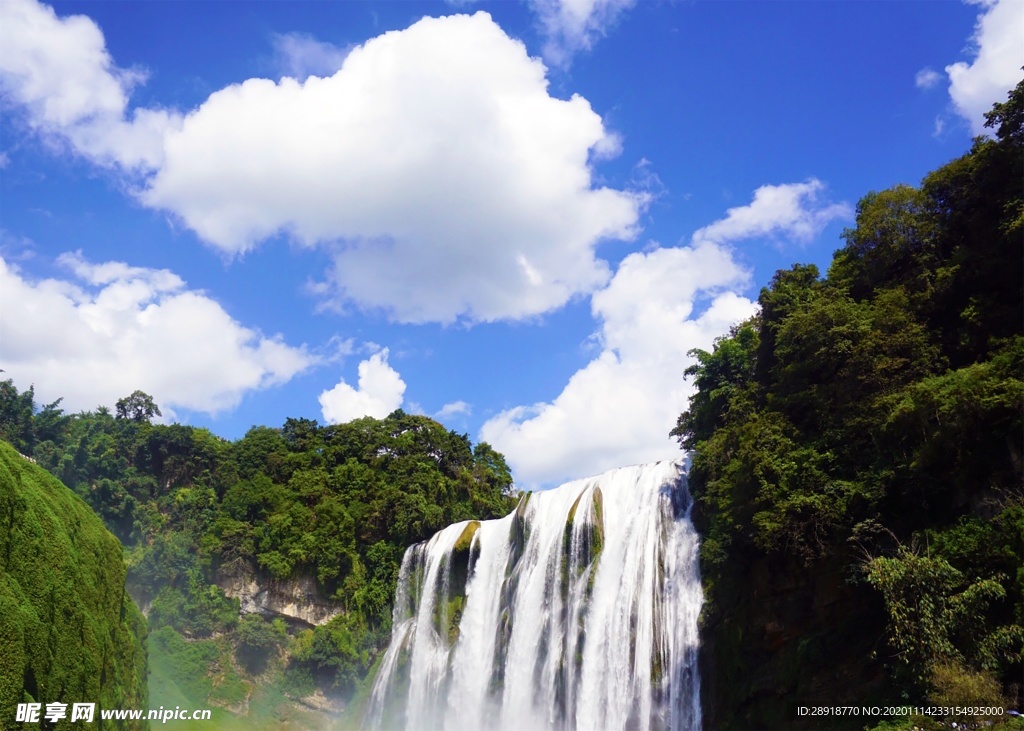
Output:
[[0, 385, 516, 724], [675, 81, 1024, 729], [0, 440, 148, 729]]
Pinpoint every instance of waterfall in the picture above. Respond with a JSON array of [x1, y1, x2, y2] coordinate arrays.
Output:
[[365, 460, 702, 731]]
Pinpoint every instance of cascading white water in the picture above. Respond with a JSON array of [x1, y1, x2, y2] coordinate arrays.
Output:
[[365, 460, 702, 731]]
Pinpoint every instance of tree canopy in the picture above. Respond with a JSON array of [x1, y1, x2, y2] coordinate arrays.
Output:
[[677, 79, 1024, 728], [0, 381, 517, 707]]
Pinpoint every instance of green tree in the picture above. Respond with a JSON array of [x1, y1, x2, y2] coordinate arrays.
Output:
[[0, 378, 36, 454], [116, 390, 162, 423], [866, 547, 1021, 694], [234, 614, 287, 674]]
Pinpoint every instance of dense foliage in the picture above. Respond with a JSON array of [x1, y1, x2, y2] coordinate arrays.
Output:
[[0, 385, 516, 718], [676, 82, 1023, 728], [0, 441, 148, 729]]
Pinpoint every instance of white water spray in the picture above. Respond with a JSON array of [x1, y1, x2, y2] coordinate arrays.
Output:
[[365, 460, 702, 731]]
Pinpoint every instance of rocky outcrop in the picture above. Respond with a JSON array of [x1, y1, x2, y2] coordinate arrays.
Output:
[[294, 689, 346, 715], [216, 563, 342, 626]]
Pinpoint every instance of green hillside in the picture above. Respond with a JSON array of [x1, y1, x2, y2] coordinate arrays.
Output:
[[0, 384, 515, 727], [678, 81, 1024, 729], [0, 441, 148, 729]]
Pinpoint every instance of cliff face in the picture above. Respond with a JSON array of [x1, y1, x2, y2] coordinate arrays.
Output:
[[0, 441, 148, 728], [216, 563, 342, 626], [696, 533, 890, 729]]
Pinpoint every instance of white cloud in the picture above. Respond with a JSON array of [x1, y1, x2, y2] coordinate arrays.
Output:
[[436, 400, 472, 419], [0, 254, 314, 416], [693, 179, 851, 247], [945, 0, 1024, 136], [319, 349, 406, 424], [529, 0, 636, 67], [272, 32, 350, 81], [915, 67, 942, 90], [0, 0, 180, 169], [3, 5, 642, 325], [481, 181, 850, 487], [481, 245, 755, 487], [143, 12, 642, 324]]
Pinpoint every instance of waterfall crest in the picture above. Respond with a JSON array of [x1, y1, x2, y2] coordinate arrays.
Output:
[[365, 460, 702, 731]]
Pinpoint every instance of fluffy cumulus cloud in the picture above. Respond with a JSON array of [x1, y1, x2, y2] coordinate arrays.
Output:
[[481, 181, 850, 487], [692, 179, 851, 247], [0, 1, 643, 325], [0, 0, 180, 168], [0, 254, 313, 416], [529, 0, 636, 66], [319, 349, 407, 424], [143, 12, 641, 324], [481, 246, 755, 487], [944, 0, 1024, 136]]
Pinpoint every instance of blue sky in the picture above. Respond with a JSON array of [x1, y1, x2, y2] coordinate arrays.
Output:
[[1, 0, 1021, 488]]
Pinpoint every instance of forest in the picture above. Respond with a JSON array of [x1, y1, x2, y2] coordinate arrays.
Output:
[[0, 383, 516, 726], [675, 81, 1023, 728]]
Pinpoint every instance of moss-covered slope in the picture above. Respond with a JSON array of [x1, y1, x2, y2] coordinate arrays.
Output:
[[0, 441, 147, 728]]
